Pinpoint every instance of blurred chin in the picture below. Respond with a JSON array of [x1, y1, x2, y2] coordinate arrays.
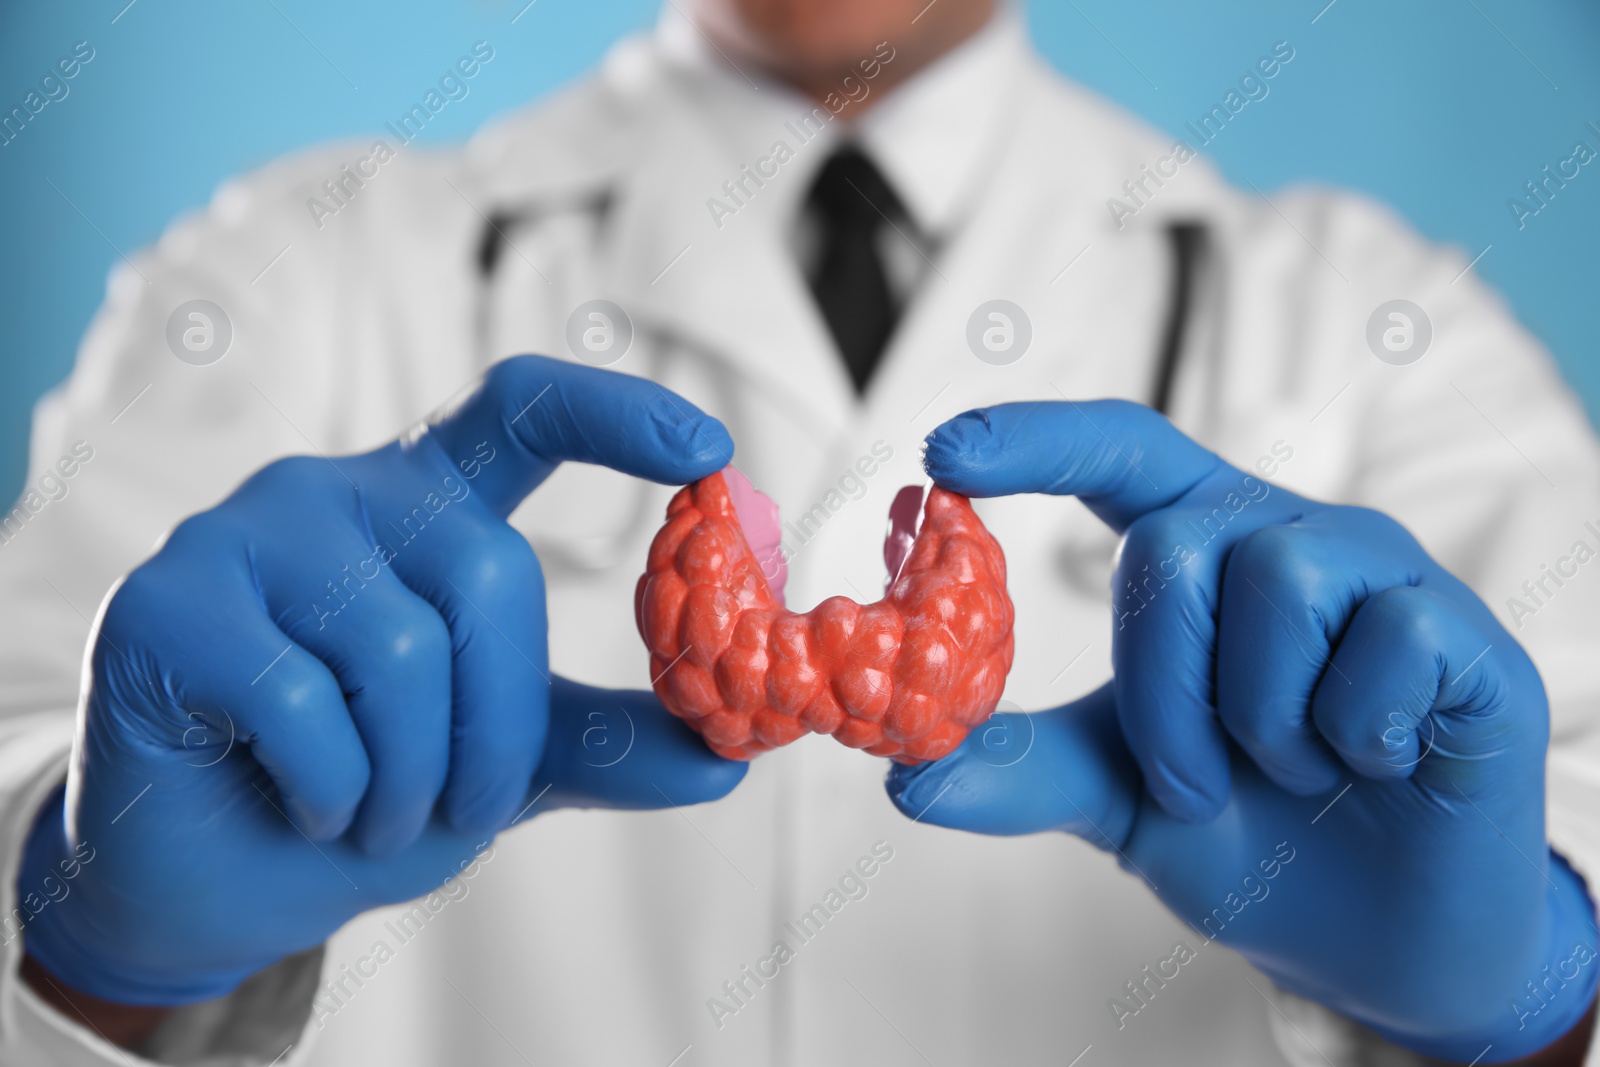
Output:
[[712, 0, 920, 68]]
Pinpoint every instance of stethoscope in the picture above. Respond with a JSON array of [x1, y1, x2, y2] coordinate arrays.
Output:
[[474, 201, 1214, 590], [475, 201, 1209, 415]]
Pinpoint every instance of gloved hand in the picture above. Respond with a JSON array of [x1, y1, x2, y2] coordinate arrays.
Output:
[[18, 356, 748, 1006], [886, 401, 1598, 1063]]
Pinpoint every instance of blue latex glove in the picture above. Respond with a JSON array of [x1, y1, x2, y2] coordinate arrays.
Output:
[[18, 356, 747, 1006], [887, 401, 1598, 1062]]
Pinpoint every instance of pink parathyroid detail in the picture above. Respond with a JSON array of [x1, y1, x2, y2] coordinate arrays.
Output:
[[723, 466, 786, 604], [883, 482, 926, 587]]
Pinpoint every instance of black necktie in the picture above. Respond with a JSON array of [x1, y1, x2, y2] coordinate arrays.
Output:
[[803, 144, 909, 394]]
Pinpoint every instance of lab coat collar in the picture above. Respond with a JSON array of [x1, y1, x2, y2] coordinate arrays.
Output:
[[593, 4, 1042, 433], [652, 2, 1030, 239], [854, 8, 1031, 238]]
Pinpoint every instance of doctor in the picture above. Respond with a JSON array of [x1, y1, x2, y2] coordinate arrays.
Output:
[[4, 0, 1600, 1064]]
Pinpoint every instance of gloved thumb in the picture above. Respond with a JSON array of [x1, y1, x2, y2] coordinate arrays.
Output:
[[884, 684, 1143, 852], [428, 355, 734, 519], [521, 676, 749, 818], [921, 400, 1230, 533]]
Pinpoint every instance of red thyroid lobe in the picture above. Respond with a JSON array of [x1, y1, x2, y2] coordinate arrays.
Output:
[[634, 470, 1015, 764]]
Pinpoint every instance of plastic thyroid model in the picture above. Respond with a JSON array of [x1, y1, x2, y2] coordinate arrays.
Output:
[[635, 468, 1014, 764]]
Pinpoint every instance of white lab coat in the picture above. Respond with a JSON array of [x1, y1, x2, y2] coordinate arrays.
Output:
[[3, 10, 1600, 1066]]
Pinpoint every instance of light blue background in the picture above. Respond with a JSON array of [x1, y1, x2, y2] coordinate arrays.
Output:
[[2, 0, 1597, 504]]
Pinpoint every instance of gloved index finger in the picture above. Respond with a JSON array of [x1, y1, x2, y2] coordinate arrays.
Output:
[[427, 355, 734, 518], [921, 400, 1228, 532]]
